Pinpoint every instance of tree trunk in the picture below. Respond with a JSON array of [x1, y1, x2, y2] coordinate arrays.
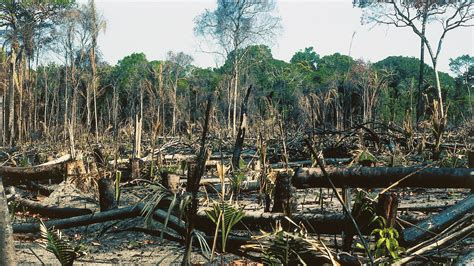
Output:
[[433, 63, 444, 118], [0, 177, 16, 265], [11, 195, 92, 218], [402, 194, 474, 244], [231, 85, 252, 171], [232, 65, 239, 137], [0, 162, 67, 186], [98, 177, 118, 212], [293, 167, 473, 189], [271, 172, 296, 215], [417, 10, 428, 123]]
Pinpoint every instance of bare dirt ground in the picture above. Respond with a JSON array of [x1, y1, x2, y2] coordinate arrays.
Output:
[[12, 179, 472, 265]]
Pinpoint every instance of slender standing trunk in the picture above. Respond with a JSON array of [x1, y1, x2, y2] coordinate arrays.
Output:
[[232, 64, 239, 137], [0, 177, 16, 265], [172, 78, 178, 136], [7, 48, 16, 146], [91, 47, 99, 143], [432, 61, 444, 118], [417, 9, 428, 123]]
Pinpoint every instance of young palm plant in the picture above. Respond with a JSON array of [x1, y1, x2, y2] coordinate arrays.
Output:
[[39, 220, 86, 266], [243, 220, 336, 265], [205, 200, 245, 259]]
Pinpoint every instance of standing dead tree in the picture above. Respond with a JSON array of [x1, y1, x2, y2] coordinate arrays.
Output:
[[182, 94, 213, 265], [194, 0, 281, 136]]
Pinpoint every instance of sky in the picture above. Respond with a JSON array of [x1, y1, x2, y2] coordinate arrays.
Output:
[[82, 0, 473, 74]]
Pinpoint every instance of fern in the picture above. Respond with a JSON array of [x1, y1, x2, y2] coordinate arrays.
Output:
[[39, 220, 85, 266]]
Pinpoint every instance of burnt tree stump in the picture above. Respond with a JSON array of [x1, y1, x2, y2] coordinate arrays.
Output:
[[98, 177, 118, 212], [272, 172, 296, 215]]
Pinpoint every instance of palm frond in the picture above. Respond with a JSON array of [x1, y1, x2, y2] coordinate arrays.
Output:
[[39, 220, 82, 266]]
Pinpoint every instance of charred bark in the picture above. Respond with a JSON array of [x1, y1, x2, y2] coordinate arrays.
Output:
[[12, 195, 92, 218], [294, 167, 473, 189], [402, 194, 474, 245]]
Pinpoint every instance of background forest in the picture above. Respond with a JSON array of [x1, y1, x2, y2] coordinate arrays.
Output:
[[0, 0, 472, 147]]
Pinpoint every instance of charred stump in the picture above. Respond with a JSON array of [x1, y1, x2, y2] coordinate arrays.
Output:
[[271, 172, 296, 215], [98, 177, 118, 212]]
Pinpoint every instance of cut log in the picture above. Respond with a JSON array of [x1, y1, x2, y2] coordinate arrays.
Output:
[[0, 177, 16, 264], [402, 194, 474, 244], [11, 195, 93, 218], [293, 167, 474, 189], [0, 163, 66, 186]]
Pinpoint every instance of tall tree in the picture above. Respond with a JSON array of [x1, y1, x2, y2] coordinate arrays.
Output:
[[354, 0, 474, 119], [194, 0, 281, 136], [165, 51, 193, 136], [449, 54, 473, 118], [0, 0, 73, 144]]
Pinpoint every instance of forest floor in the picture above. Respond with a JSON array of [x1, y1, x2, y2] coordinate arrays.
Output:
[[12, 179, 472, 265]]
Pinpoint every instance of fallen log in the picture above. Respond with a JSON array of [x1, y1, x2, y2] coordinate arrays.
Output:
[[11, 195, 93, 218], [0, 162, 67, 186], [13, 204, 143, 234], [293, 167, 474, 189], [396, 223, 474, 265], [402, 194, 474, 244], [23, 180, 55, 196]]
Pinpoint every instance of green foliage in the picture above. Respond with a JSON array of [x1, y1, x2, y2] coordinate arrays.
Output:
[[230, 171, 246, 197], [358, 150, 377, 166], [141, 183, 191, 233], [290, 47, 320, 71], [245, 220, 334, 265], [39, 220, 86, 266], [205, 201, 245, 253], [370, 218, 404, 261]]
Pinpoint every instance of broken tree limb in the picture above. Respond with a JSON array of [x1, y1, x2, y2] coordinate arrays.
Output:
[[293, 167, 474, 189], [11, 195, 93, 218], [402, 194, 474, 244]]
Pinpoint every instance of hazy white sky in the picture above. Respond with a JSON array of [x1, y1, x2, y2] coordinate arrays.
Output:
[[85, 0, 473, 73]]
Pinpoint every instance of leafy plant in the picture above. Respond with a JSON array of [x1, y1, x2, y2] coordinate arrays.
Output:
[[230, 171, 246, 197], [39, 220, 86, 266], [141, 184, 191, 237], [205, 201, 245, 256], [370, 217, 404, 261], [355, 216, 404, 262], [243, 220, 335, 265]]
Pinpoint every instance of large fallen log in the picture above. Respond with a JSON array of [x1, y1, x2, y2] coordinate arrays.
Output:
[[11, 195, 93, 218], [402, 194, 474, 244], [13, 204, 143, 234], [0, 162, 67, 186], [293, 167, 474, 189]]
